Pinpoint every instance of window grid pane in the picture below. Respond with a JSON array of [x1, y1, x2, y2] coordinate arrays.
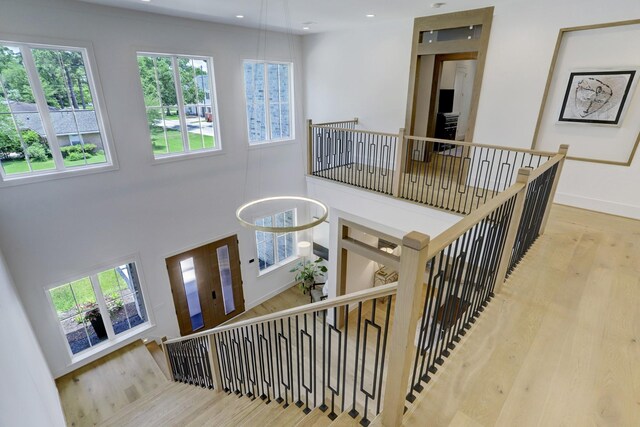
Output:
[[255, 209, 296, 271], [0, 45, 55, 175], [49, 261, 149, 356], [138, 54, 218, 158]]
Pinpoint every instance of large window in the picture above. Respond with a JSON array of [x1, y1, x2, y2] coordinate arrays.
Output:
[[243, 61, 293, 144], [47, 261, 150, 357], [137, 53, 221, 159], [255, 209, 296, 272], [0, 42, 112, 182]]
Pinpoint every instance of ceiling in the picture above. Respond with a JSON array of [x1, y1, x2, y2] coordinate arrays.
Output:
[[76, 0, 518, 34]]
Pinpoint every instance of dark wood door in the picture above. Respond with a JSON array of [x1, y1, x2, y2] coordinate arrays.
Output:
[[166, 235, 244, 336]]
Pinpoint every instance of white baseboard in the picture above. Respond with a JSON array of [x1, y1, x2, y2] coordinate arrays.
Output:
[[244, 280, 298, 311], [555, 192, 640, 220]]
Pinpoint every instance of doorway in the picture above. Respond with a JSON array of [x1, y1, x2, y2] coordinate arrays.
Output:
[[166, 235, 245, 336]]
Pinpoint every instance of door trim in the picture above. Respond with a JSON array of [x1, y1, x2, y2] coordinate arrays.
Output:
[[405, 7, 494, 142]]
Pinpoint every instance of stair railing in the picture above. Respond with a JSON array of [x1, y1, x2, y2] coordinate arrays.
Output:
[[163, 145, 568, 426]]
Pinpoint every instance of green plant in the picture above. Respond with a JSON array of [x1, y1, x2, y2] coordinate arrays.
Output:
[[25, 143, 49, 162], [66, 151, 89, 161], [59, 143, 97, 158], [74, 302, 101, 324], [290, 258, 327, 293]]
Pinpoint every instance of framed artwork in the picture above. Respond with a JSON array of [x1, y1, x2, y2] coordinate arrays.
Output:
[[531, 19, 640, 166], [558, 70, 637, 125]]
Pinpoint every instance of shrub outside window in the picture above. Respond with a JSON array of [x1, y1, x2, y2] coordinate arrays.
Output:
[[0, 42, 112, 182], [243, 60, 293, 144], [47, 261, 150, 357], [137, 53, 221, 159], [255, 209, 296, 272]]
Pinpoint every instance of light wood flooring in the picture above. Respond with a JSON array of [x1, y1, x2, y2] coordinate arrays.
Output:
[[59, 204, 640, 426], [396, 204, 640, 426]]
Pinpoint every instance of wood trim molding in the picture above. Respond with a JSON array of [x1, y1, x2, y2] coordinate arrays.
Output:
[[530, 19, 640, 166], [404, 7, 494, 143]]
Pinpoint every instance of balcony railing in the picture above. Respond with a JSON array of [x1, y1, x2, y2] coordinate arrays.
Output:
[[162, 125, 568, 426], [307, 119, 559, 215]]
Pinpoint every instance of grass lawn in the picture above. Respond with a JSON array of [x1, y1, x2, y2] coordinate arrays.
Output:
[[50, 268, 128, 317], [1, 152, 107, 175], [151, 126, 215, 155]]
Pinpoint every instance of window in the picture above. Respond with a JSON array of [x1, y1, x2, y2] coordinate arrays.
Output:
[[0, 42, 112, 181], [137, 53, 221, 158], [255, 209, 296, 271], [47, 261, 150, 357], [243, 61, 293, 144]]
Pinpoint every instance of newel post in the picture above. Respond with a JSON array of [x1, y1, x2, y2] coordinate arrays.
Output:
[[493, 168, 531, 294], [161, 341, 175, 382], [381, 231, 430, 426], [307, 119, 313, 176], [392, 128, 406, 197], [208, 334, 223, 393], [540, 144, 569, 235]]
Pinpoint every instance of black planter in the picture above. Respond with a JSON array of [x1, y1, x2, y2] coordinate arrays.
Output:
[[89, 312, 108, 340]]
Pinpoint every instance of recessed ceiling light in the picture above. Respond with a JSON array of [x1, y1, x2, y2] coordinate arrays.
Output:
[[302, 26, 310, 30], [366, 14, 375, 18], [431, 2, 446, 8], [141, 0, 150, 2], [236, 15, 244, 19]]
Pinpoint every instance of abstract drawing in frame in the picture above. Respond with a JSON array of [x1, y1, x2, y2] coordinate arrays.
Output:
[[558, 70, 637, 125]]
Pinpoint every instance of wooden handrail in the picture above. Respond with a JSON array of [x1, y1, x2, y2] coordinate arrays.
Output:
[[164, 282, 398, 344], [527, 153, 564, 181], [426, 179, 526, 259], [404, 134, 558, 157], [310, 124, 399, 138], [314, 117, 358, 126]]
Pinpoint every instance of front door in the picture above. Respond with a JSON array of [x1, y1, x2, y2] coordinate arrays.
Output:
[[166, 235, 245, 336]]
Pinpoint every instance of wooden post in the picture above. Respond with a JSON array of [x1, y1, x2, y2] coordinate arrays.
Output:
[[307, 119, 313, 176], [208, 334, 223, 393], [161, 342, 175, 382], [493, 168, 531, 294], [381, 231, 430, 427], [392, 128, 406, 197], [539, 144, 569, 235], [353, 117, 359, 125]]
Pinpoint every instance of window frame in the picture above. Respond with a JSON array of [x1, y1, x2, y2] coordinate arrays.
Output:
[[136, 51, 223, 162], [44, 255, 154, 363], [243, 60, 295, 146], [255, 208, 298, 275], [0, 37, 117, 186]]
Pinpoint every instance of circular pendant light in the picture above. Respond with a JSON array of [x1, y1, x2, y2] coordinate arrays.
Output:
[[236, 196, 328, 232]]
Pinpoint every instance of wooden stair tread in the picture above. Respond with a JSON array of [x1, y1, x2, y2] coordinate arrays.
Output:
[[297, 407, 334, 427], [329, 410, 362, 426]]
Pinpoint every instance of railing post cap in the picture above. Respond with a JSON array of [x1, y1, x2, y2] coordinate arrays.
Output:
[[559, 144, 569, 154], [516, 167, 531, 181], [403, 231, 430, 250]]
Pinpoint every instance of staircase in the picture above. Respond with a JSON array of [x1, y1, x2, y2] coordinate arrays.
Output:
[[61, 121, 569, 426]]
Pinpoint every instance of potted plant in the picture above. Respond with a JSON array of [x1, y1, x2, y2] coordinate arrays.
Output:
[[290, 258, 328, 294], [82, 302, 108, 339]]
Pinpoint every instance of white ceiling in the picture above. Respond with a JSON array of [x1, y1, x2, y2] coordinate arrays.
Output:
[[76, 0, 517, 34]]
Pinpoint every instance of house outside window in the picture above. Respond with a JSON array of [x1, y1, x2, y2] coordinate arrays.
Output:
[[0, 42, 113, 182], [137, 53, 221, 159], [47, 261, 150, 358], [243, 60, 293, 144], [255, 209, 296, 272]]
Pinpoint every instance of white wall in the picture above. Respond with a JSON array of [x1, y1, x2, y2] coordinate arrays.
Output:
[[344, 229, 378, 295], [0, 0, 307, 377], [303, 0, 640, 219], [0, 248, 66, 427]]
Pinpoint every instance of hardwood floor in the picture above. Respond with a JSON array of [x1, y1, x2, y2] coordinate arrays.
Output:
[[56, 340, 168, 426], [60, 205, 640, 426], [398, 204, 640, 426]]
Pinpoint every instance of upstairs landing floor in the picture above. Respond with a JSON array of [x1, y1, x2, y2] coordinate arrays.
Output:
[[399, 204, 640, 426]]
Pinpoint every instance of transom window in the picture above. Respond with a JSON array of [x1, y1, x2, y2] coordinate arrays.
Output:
[[47, 261, 150, 357], [243, 60, 293, 144], [137, 53, 221, 158], [255, 209, 296, 272], [0, 42, 112, 182]]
